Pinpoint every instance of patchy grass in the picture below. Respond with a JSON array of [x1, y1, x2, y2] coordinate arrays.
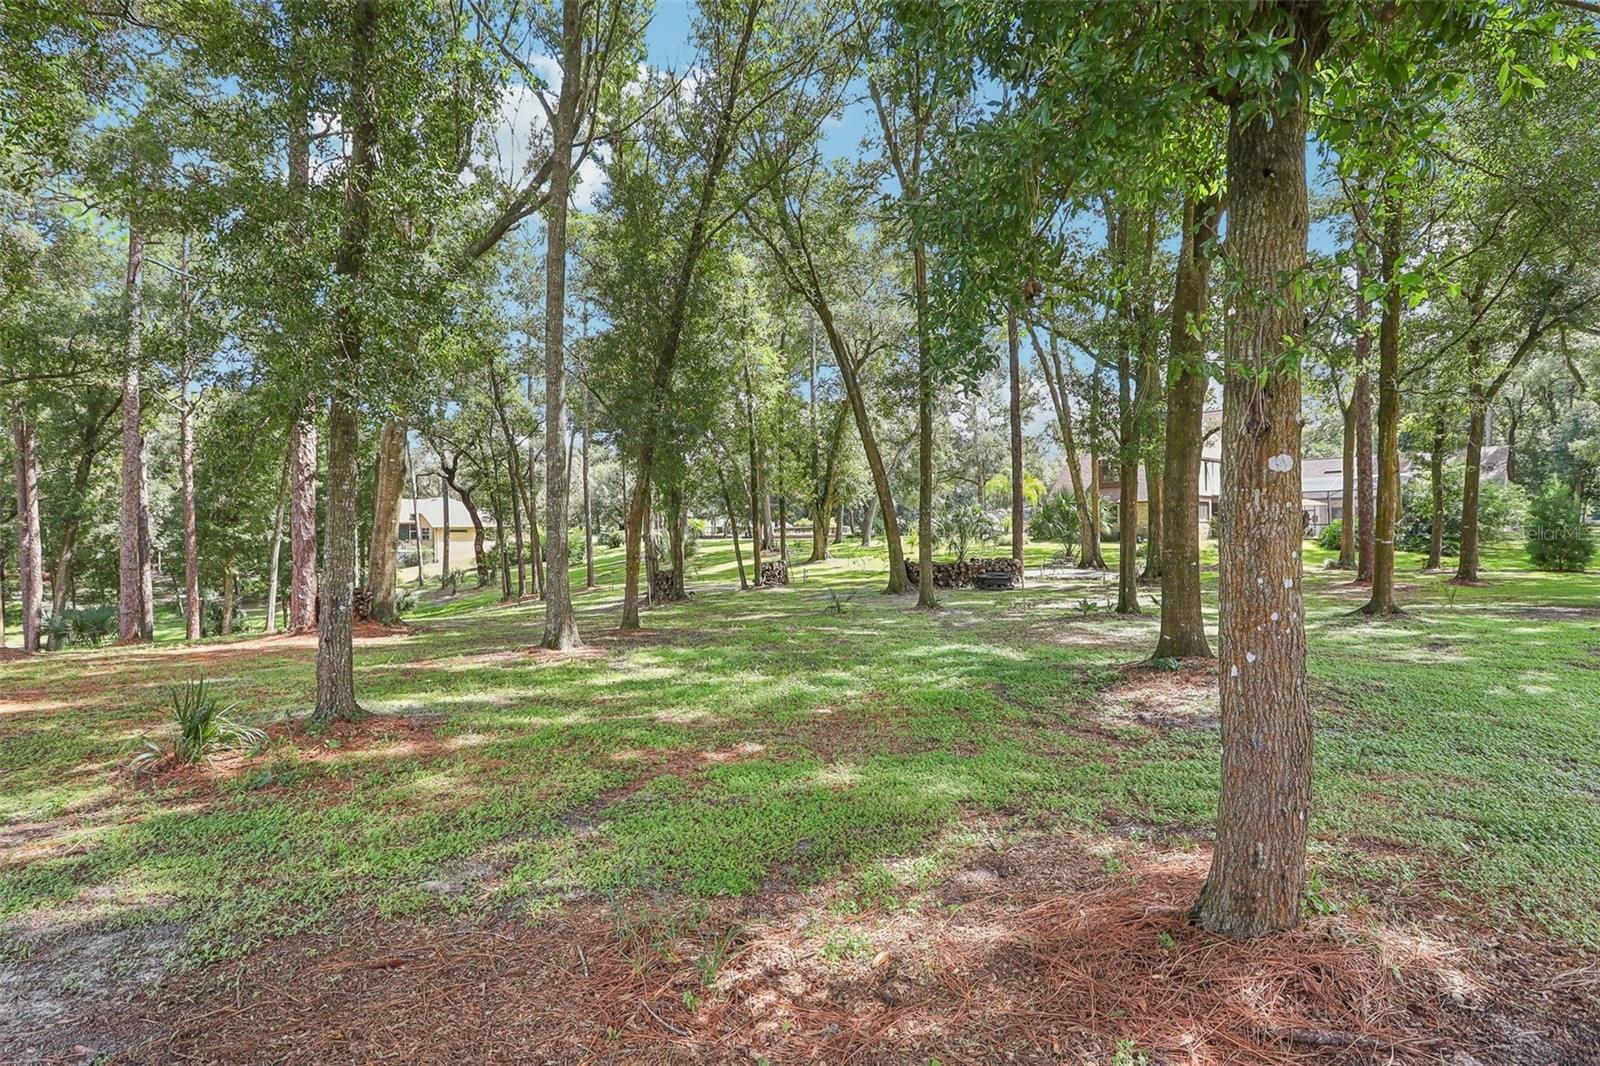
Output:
[[2, 536, 1598, 1058]]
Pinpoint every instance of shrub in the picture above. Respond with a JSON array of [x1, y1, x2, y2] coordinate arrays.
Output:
[[1396, 461, 1526, 556], [598, 528, 622, 549], [202, 599, 249, 637], [1316, 519, 1343, 552], [133, 678, 266, 771], [936, 502, 999, 562], [1028, 492, 1081, 545], [40, 606, 118, 649], [1525, 480, 1595, 572], [395, 588, 418, 614]]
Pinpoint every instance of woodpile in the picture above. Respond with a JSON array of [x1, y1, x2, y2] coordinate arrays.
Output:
[[759, 561, 789, 586], [903, 556, 1022, 589]]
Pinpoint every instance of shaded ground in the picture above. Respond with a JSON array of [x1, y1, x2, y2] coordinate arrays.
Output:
[[3, 540, 1599, 1063]]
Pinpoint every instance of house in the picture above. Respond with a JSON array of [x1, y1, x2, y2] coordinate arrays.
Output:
[[398, 497, 487, 562], [1052, 410, 1223, 538]]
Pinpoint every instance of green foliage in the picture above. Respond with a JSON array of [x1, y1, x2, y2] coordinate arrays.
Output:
[[42, 606, 118, 649], [1028, 492, 1081, 545], [133, 679, 266, 771], [1316, 519, 1344, 552], [201, 600, 248, 638], [1525, 480, 1595, 572], [935, 501, 998, 562], [1397, 464, 1526, 556]]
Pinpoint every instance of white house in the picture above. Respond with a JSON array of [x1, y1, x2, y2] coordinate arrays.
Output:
[[398, 497, 488, 561]]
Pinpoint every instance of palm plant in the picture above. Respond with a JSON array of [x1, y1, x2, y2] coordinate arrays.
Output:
[[132, 679, 266, 772]]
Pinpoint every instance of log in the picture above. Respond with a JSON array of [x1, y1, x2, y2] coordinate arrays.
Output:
[[758, 561, 789, 586]]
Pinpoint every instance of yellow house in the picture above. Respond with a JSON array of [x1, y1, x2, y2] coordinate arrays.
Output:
[[399, 497, 489, 568]]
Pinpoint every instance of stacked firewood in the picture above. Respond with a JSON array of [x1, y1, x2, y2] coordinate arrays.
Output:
[[351, 587, 373, 620], [759, 561, 789, 586], [903, 556, 1023, 589]]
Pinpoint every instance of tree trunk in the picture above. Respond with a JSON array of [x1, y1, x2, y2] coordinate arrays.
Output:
[[1142, 461, 1163, 583], [118, 226, 152, 644], [13, 418, 43, 652], [744, 364, 765, 581], [582, 418, 595, 588], [1028, 321, 1098, 569], [1155, 194, 1219, 660], [315, 400, 363, 721], [313, 0, 378, 724], [264, 444, 290, 634], [178, 238, 203, 640], [441, 486, 451, 582], [914, 246, 936, 609], [621, 460, 649, 629], [1089, 448, 1105, 568], [819, 306, 907, 592], [366, 419, 407, 622], [1456, 339, 1488, 583], [221, 549, 237, 636], [1352, 222, 1375, 585], [1361, 195, 1404, 616], [722, 470, 749, 590], [861, 494, 875, 547], [1008, 306, 1026, 571], [490, 483, 512, 599], [1116, 458, 1140, 613], [667, 485, 687, 600], [1427, 410, 1446, 571], [289, 419, 318, 631], [407, 441, 424, 588], [1338, 399, 1355, 568], [1192, 95, 1313, 941]]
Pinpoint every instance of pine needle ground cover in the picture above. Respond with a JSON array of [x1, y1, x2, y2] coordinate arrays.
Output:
[[2, 541, 1596, 1062]]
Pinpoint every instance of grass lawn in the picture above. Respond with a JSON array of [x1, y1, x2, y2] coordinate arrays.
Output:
[[2, 537, 1597, 1062]]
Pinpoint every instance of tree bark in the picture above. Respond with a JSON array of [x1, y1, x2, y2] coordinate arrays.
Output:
[[1456, 333, 1488, 583], [221, 549, 237, 635], [313, 0, 378, 724], [1155, 194, 1219, 660], [264, 444, 290, 634], [1028, 321, 1098, 568], [914, 244, 936, 609], [1192, 94, 1313, 940], [667, 485, 687, 600], [1352, 220, 1375, 585], [288, 420, 318, 631], [118, 226, 153, 644], [316, 400, 363, 721], [1008, 305, 1025, 570], [407, 441, 424, 588], [820, 307, 907, 592], [441, 485, 451, 581], [582, 418, 595, 588], [722, 469, 749, 590], [1427, 410, 1446, 571], [1361, 195, 1404, 616], [1338, 399, 1355, 568], [178, 236, 203, 640], [744, 364, 765, 581], [366, 418, 408, 622], [1142, 462, 1163, 583], [13, 417, 43, 652]]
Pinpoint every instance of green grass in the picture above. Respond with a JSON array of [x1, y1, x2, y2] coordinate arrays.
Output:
[[2, 535, 1598, 966]]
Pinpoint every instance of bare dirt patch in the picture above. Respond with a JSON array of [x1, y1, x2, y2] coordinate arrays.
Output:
[[62, 834, 1597, 1065], [1098, 660, 1219, 732]]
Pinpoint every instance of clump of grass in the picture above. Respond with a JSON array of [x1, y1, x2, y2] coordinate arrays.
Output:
[[132, 678, 266, 772]]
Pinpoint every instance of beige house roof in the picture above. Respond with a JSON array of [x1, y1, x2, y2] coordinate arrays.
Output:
[[400, 497, 483, 531]]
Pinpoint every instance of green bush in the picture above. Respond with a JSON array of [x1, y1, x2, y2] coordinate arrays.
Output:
[[936, 502, 999, 562], [1397, 461, 1526, 556], [202, 599, 249, 637], [1316, 519, 1343, 552], [1028, 492, 1081, 545], [133, 678, 266, 771], [1525, 480, 1595, 572], [41, 606, 118, 649], [598, 529, 622, 549]]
